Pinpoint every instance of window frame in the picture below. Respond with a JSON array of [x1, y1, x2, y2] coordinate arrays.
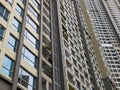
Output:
[[1, 55, 14, 77], [0, 25, 5, 41], [24, 29, 38, 49], [6, 0, 13, 5], [0, 4, 10, 21], [28, 4, 38, 18], [26, 16, 38, 33], [16, 4, 24, 16], [12, 17, 21, 32], [8, 34, 18, 52], [18, 67, 37, 90], [21, 46, 38, 68]]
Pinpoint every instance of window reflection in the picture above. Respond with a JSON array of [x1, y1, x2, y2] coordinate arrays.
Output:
[[24, 29, 38, 49], [28, 4, 38, 18], [8, 35, 18, 52], [16, 4, 23, 16], [0, 4, 10, 21], [0, 25, 5, 41], [26, 16, 38, 33], [6, 0, 13, 5], [21, 46, 38, 68], [12, 18, 21, 32], [1, 56, 14, 77], [18, 68, 37, 90]]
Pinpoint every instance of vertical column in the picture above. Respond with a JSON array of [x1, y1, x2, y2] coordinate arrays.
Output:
[[38, 0, 43, 90], [51, 0, 67, 90], [12, 0, 29, 90], [46, 81, 49, 90]]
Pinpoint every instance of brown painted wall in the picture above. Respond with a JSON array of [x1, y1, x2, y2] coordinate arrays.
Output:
[[0, 78, 12, 90]]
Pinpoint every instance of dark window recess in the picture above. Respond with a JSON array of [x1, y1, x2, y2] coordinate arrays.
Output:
[[6, 0, 13, 5], [42, 62, 52, 78], [0, 25, 5, 41], [0, 4, 10, 21]]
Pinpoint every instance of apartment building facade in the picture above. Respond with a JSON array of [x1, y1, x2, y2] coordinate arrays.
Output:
[[0, 0, 112, 90], [81, 0, 120, 89]]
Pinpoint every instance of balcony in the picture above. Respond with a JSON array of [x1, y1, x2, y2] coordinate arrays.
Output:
[[42, 62, 52, 79], [63, 32, 68, 41], [66, 61, 72, 72], [62, 25, 68, 41], [42, 45, 52, 64], [42, 78, 52, 90], [68, 72, 74, 85]]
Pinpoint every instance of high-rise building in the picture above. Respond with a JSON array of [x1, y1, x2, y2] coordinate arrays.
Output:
[[81, 0, 120, 89], [0, 0, 120, 90]]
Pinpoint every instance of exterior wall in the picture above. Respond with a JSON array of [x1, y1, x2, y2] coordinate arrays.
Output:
[[83, 0, 120, 89], [0, 78, 12, 90], [0, 0, 117, 90]]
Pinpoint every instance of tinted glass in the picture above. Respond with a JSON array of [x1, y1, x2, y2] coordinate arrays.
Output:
[[18, 68, 37, 90], [22, 47, 37, 68], [0, 26, 5, 40], [24, 30, 38, 48], [8, 35, 17, 51], [1, 56, 14, 77], [12, 18, 21, 32], [16, 4, 23, 16]]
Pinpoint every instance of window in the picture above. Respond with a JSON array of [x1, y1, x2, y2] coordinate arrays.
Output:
[[24, 30, 38, 49], [28, 4, 38, 18], [43, 1, 50, 11], [1, 55, 14, 77], [0, 25, 5, 41], [31, 0, 39, 8], [76, 80, 80, 89], [45, 0, 50, 4], [21, 0, 26, 4], [8, 35, 18, 52], [26, 16, 38, 33], [12, 17, 21, 32], [6, 0, 13, 5], [18, 68, 37, 90], [43, 25, 50, 38], [43, 16, 50, 28], [43, 8, 50, 18], [0, 4, 10, 21], [21, 46, 38, 68], [16, 4, 23, 16], [82, 86, 86, 90]]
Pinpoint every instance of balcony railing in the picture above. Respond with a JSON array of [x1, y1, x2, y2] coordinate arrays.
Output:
[[42, 45, 52, 64]]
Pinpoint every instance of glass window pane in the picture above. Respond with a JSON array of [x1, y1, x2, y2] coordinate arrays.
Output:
[[0, 25, 5, 40], [0, 4, 10, 21], [7, 0, 13, 5], [4, 10, 9, 21], [28, 4, 38, 18], [18, 68, 37, 90], [8, 35, 17, 51], [0, 4, 4, 16], [12, 18, 21, 32], [1, 56, 14, 77], [26, 16, 38, 32], [22, 47, 37, 68], [24, 30, 37, 48], [16, 4, 23, 16], [21, 0, 26, 4], [31, 0, 38, 7], [1, 68, 10, 76]]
